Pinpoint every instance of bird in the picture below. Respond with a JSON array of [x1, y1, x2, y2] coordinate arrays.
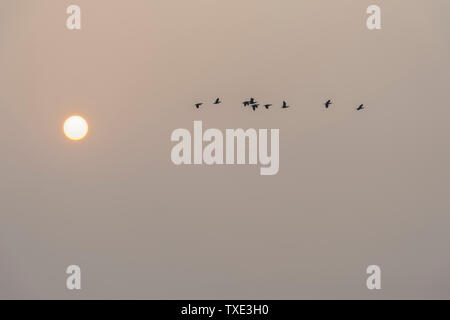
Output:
[[213, 98, 221, 104], [356, 104, 364, 110], [282, 101, 290, 108], [251, 104, 259, 111], [195, 103, 203, 109], [264, 104, 272, 109], [325, 99, 332, 109], [243, 101, 250, 106], [249, 97, 257, 104]]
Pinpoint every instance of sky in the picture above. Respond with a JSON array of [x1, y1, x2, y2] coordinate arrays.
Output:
[[0, 0, 450, 299]]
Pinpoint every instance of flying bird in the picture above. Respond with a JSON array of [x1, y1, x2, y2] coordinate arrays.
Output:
[[243, 101, 250, 106], [213, 98, 221, 104], [251, 104, 259, 111], [195, 103, 203, 109], [264, 104, 272, 109], [249, 97, 257, 104], [282, 101, 290, 109], [356, 104, 365, 110], [325, 100, 332, 109]]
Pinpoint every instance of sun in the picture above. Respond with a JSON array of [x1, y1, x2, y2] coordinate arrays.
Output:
[[63, 115, 89, 141]]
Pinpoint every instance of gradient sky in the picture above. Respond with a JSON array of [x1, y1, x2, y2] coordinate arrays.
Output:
[[1, 0, 450, 299]]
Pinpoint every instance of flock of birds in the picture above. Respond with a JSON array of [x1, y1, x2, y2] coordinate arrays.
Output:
[[195, 98, 365, 111]]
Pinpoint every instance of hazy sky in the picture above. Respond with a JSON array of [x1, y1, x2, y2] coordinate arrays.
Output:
[[1, 0, 450, 299]]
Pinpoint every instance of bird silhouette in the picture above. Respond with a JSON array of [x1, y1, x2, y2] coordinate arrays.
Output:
[[325, 100, 332, 109], [356, 104, 364, 110], [251, 104, 259, 111], [195, 103, 203, 109], [213, 98, 221, 104], [282, 101, 290, 108], [249, 97, 257, 104], [264, 104, 272, 109], [243, 101, 250, 106]]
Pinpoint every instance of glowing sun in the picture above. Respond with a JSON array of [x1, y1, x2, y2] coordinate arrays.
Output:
[[63, 116, 89, 141]]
